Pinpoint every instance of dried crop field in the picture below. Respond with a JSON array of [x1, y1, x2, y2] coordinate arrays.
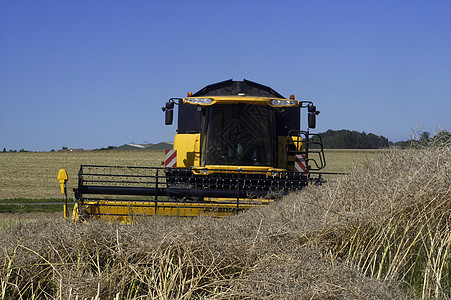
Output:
[[0, 145, 449, 299], [0, 149, 381, 200]]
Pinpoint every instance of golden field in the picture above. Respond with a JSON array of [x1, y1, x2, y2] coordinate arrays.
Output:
[[0, 149, 383, 200], [0, 150, 165, 200]]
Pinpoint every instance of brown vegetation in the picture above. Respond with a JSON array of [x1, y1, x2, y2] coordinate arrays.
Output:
[[1, 144, 449, 299]]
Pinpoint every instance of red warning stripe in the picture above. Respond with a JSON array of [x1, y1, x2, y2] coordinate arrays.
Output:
[[165, 150, 177, 167], [294, 154, 307, 173]]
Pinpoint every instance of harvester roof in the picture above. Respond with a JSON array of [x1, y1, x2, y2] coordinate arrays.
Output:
[[192, 79, 285, 98]]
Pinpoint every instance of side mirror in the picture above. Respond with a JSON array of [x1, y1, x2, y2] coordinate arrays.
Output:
[[165, 108, 173, 125], [307, 105, 320, 129], [308, 105, 316, 113], [308, 112, 316, 129], [165, 101, 174, 110], [163, 101, 174, 125]]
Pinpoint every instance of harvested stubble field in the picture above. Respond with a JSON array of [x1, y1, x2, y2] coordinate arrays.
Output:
[[0, 145, 450, 299]]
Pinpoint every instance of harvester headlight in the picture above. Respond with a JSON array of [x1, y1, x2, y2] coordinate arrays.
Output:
[[185, 98, 213, 105], [270, 99, 298, 107]]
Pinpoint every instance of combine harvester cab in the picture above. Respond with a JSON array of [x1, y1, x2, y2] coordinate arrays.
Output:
[[73, 79, 325, 221]]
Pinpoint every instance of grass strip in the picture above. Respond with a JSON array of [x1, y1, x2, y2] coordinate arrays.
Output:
[[0, 198, 64, 204], [0, 203, 75, 213]]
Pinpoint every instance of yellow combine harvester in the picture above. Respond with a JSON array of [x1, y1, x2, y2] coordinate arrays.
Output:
[[73, 79, 325, 221]]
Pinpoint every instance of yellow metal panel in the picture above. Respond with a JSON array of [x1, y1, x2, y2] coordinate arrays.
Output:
[[286, 135, 304, 171], [288, 135, 304, 151], [57, 169, 68, 182], [78, 198, 267, 222], [57, 169, 68, 194], [173, 133, 201, 167], [192, 166, 286, 175]]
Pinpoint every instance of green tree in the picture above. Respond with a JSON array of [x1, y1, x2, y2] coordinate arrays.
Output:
[[318, 129, 389, 149]]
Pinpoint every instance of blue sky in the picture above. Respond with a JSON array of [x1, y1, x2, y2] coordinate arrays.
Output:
[[1, 0, 450, 151]]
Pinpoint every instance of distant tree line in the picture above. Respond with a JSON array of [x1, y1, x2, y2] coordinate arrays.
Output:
[[317, 129, 389, 149], [2, 148, 29, 153], [96, 146, 117, 151], [314, 129, 450, 149]]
